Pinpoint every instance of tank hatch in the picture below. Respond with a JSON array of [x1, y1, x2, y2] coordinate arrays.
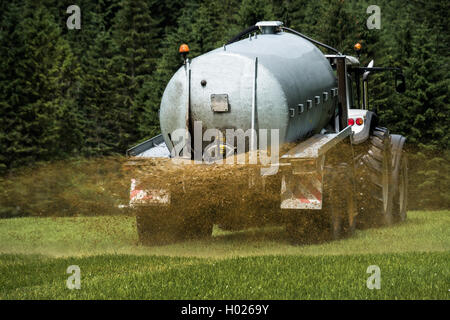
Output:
[[255, 21, 283, 34]]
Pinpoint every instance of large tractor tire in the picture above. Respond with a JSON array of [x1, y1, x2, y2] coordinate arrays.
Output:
[[136, 206, 213, 246], [286, 163, 356, 244], [355, 127, 394, 227], [180, 212, 214, 240], [392, 152, 408, 222], [136, 207, 183, 246]]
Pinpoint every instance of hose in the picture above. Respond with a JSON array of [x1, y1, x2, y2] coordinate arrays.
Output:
[[281, 26, 342, 55], [226, 25, 259, 45]]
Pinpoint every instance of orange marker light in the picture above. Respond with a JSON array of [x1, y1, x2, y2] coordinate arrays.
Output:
[[179, 44, 190, 53], [354, 43, 362, 51]]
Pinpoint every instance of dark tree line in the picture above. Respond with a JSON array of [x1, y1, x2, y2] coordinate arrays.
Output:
[[0, 0, 448, 208]]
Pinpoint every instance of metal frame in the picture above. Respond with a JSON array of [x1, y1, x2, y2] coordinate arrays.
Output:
[[126, 134, 167, 157], [250, 57, 258, 151], [281, 125, 352, 160]]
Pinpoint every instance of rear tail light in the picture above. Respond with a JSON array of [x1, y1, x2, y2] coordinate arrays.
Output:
[[348, 118, 355, 126], [356, 118, 364, 125]]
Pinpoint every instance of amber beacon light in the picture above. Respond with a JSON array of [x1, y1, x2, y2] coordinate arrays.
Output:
[[354, 42, 362, 58], [179, 43, 190, 63], [179, 43, 190, 53]]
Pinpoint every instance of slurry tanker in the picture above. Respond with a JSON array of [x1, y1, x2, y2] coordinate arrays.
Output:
[[125, 21, 408, 245]]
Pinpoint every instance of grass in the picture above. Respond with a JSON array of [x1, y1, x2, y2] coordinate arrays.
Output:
[[0, 211, 448, 258], [0, 252, 448, 299], [0, 211, 449, 299]]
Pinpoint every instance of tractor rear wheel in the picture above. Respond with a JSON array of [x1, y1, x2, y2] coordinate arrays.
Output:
[[136, 207, 213, 246], [136, 207, 183, 245], [393, 153, 408, 222], [355, 127, 394, 227], [181, 213, 214, 240]]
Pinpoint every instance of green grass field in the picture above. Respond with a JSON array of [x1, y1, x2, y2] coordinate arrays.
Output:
[[0, 211, 449, 299]]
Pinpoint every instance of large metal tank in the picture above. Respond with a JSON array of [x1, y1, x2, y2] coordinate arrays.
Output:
[[159, 26, 337, 154]]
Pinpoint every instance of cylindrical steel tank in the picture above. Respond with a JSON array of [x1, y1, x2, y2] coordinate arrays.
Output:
[[159, 30, 337, 153]]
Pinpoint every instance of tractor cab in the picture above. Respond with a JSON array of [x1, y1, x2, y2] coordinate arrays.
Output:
[[325, 45, 405, 144]]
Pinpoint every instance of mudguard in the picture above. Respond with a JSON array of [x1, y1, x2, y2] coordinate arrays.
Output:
[[348, 109, 376, 144], [280, 126, 352, 210]]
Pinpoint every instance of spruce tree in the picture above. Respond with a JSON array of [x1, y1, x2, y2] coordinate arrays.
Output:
[[110, 0, 159, 150], [80, 31, 119, 155], [135, 2, 200, 139], [286, 0, 324, 36], [0, 1, 24, 171], [404, 26, 449, 208], [0, 2, 80, 169], [236, 0, 274, 28], [319, 0, 356, 53]]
